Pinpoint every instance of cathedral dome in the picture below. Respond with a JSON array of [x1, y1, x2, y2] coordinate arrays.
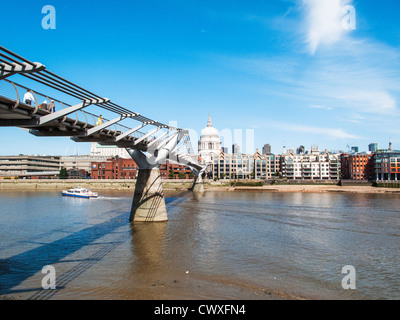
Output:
[[198, 115, 222, 164], [201, 126, 220, 138], [200, 115, 220, 139]]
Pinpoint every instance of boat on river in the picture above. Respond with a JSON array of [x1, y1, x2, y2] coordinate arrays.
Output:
[[61, 187, 98, 199]]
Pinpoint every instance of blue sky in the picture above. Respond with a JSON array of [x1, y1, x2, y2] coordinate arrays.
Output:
[[0, 0, 399, 155]]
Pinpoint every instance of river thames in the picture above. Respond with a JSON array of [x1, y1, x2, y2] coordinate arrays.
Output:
[[0, 190, 399, 300]]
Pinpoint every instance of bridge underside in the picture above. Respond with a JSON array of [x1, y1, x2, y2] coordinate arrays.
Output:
[[0, 96, 205, 223], [0, 44, 206, 222], [0, 96, 148, 149]]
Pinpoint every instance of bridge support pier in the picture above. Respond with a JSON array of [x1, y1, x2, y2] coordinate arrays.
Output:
[[192, 183, 204, 193], [190, 174, 205, 193], [128, 149, 167, 222], [126, 129, 205, 222], [130, 167, 167, 222]]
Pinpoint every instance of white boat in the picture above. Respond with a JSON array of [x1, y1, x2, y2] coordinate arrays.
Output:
[[61, 187, 98, 199]]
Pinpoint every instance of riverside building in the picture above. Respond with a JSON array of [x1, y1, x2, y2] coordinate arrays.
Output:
[[90, 142, 131, 158], [91, 157, 138, 180], [279, 146, 340, 180], [0, 155, 60, 178], [374, 150, 400, 181], [91, 158, 193, 180], [60, 155, 109, 173], [211, 149, 281, 180], [340, 153, 374, 181]]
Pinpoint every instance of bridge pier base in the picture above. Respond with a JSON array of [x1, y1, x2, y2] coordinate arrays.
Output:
[[130, 167, 168, 222], [192, 183, 204, 193], [190, 172, 205, 193]]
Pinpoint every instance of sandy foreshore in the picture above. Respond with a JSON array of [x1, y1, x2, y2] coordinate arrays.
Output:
[[0, 179, 399, 194], [224, 184, 400, 194]]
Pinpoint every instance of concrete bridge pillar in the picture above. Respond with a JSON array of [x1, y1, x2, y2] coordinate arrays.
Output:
[[128, 150, 167, 222], [190, 172, 204, 193], [130, 167, 167, 222], [192, 182, 204, 193], [126, 131, 205, 222], [190, 167, 206, 193]]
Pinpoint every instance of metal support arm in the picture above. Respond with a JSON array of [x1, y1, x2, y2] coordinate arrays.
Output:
[[147, 129, 174, 148], [38, 98, 109, 126], [115, 123, 147, 142], [133, 126, 163, 146], [0, 62, 46, 80], [86, 115, 126, 136]]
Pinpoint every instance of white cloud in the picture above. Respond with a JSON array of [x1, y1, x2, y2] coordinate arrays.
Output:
[[267, 121, 360, 140], [338, 90, 397, 115], [303, 0, 352, 54], [208, 0, 399, 137], [310, 105, 333, 111], [287, 124, 359, 139]]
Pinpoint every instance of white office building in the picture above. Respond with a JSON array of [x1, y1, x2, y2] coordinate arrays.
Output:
[[280, 146, 340, 180], [90, 143, 131, 158]]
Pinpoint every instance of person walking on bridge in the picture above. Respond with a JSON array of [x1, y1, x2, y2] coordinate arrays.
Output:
[[23, 89, 35, 106], [97, 115, 104, 126], [48, 100, 55, 113]]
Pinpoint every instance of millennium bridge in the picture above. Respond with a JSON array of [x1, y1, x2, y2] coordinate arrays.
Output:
[[0, 45, 206, 222]]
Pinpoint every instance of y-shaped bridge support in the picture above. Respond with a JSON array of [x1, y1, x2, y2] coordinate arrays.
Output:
[[127, 130, 207, 222], [168, 151, 207, 194], [127, 130, 185, 222], [190, 166, 207, 193]]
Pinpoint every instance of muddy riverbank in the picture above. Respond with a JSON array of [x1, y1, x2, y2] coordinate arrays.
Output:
[[1, 179, 399, 194]]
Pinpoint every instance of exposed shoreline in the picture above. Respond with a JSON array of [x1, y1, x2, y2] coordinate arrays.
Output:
[[0, 179, 399, 194], [224, 185, 400, 194]]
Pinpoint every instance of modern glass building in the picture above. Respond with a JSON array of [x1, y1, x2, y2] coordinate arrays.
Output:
[[368, 143, 378, 153], [374, 150, 400, 181]]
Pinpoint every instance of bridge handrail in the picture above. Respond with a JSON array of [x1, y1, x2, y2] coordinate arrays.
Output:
[[0, 45, 180, 132], [1, 79, 147, 139], [0, 44, 197, 155]]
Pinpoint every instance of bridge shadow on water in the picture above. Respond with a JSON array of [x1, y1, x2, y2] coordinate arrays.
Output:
[[0, 193, 190, 299]]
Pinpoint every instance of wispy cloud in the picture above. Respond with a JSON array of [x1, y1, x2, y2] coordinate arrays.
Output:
[[310, 105, 333, 111], [337, 90, 397, 115], [266, 121, 361, 140], [206, 1, 400, 144], [220, 43, 399, 117]]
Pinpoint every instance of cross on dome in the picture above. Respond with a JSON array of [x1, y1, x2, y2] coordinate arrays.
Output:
[[208, 114, 212, 127]]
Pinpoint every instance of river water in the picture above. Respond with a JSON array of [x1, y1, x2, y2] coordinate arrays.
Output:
[[0, 190, 399, 300]]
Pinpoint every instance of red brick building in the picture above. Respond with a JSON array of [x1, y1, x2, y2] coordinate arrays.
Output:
[[340, 153, 374, 181], [91, 158, 138, 180], [160, 161, 194, 179], [91, 158, 193, 180]]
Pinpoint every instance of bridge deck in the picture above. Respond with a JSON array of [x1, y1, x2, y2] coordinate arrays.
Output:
[[0, 95, 147, 151], [0, 44, 205, 178]]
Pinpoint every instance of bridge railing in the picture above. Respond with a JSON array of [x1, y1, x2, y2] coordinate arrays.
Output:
[[0, 79, 148, 140], [0, 44, 198, 156]]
